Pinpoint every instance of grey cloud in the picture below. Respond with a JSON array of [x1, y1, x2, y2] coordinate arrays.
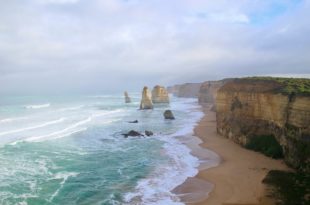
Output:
[[0, 0, 309, 95]]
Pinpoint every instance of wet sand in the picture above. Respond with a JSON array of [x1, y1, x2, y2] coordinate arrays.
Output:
[[174, 104, 290, 205]]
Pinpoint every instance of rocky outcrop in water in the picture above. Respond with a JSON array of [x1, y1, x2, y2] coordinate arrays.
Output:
[[128, 120, 138, 123], [215, 78, 310, 172], [164, 110, 175, 120], [167, 83, 202, 98], [124, 91, 131, 103], [122, 130, 144, 138], [145, 130, 154, 136], [152, 85, 169, 103], [140, 86, 153, 109]]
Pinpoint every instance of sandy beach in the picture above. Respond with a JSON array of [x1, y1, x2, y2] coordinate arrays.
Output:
[[174, 104, 290, 205]]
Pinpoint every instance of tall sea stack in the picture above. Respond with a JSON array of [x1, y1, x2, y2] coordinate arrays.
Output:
[[140, 86, 153, 109]]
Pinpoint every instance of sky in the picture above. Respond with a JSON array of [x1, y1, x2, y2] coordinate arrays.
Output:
[[0, 0, 309, 95]]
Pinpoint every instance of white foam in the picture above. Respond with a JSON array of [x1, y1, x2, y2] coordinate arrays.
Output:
[[91, 109, 123, 117], [26, 117, 91, 142], [0, 117, 28, 123], [124, 99, 205, 205], [58, 105, 84, 112], [25, 103, 50, 109], [0, 118, 65, 137], [49, 172, 79, 202], [124, 136, 199, 205]]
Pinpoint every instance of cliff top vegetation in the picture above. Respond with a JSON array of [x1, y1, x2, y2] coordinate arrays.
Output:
[[241, 77, 310, 96]]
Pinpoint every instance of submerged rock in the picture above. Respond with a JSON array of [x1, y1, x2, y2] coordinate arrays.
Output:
[[151, 85, 170, 103], [128, 120, 138, 123], [164, 110, 175, 120], [124, 91, 131, 103], [140, 86, 153, 109], [145, 130, 154, 136], [122, 130, 144, 138]]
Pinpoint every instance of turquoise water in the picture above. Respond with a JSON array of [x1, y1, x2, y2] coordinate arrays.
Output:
[[0, 94, 202, 205]]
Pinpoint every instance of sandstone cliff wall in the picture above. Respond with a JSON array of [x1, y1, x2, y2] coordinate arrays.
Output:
[[167, 83, 202, 98], [216, 79, 310, 171], [198, 79, 232, 104]]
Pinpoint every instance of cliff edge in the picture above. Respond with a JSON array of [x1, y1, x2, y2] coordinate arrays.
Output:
[[216, 77, 310, 172]]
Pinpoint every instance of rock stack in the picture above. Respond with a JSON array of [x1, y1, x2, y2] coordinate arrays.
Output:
[[124, 91, 131, 103], [140, 86, 153, 109], [151, 85, 169, 103], [164, 110, 175, 120]]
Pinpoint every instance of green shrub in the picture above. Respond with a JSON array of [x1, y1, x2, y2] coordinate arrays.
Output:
[[263, 170, 310, 205], [245, 135, 283, 159], [243, 76, 310, 96]]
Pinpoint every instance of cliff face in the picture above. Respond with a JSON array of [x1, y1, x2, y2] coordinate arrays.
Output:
[[167, 85, 181, 96], [140, 86, 153, 109], [167, 83, 202, 98], [198, 79, 232, 104], [216, 79, 310, 171], [152, 85, 169, 103]]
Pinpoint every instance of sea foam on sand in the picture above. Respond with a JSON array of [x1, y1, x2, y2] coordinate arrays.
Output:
[[124, 99, 217, 205]]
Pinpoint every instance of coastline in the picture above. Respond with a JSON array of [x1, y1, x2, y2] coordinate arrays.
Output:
[[174, 103, 290, 205]]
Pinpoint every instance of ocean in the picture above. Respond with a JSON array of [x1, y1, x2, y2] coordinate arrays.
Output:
[[0, 94, 204, 205]]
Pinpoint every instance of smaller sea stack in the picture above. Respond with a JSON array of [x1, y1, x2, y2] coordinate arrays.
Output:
[[124, 91, 131, 103]]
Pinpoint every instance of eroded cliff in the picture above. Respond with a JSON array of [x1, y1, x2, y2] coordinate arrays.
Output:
[[167, 83, 202, 98], [198, 79, 232, 104], [216, 78, 310, 171]]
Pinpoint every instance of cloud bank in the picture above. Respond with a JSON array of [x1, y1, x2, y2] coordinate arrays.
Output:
[[0, 0, 309, 94]]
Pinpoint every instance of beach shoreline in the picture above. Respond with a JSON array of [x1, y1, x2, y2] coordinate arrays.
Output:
[[174, 103, 290, 205]]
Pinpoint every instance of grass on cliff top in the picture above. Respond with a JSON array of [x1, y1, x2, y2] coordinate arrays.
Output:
[[243, 76, 310, 96], [263, 170, 310, 205]]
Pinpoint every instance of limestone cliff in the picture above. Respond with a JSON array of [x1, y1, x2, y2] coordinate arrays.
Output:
[[140, 86, 153, 109], [198, 79, 232, 104], [167, 83, 202, 98], [152, 85, 169, 103], [216, 78, 310, 171]]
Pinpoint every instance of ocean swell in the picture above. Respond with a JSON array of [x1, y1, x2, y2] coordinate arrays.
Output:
[[25, 103, 50, 109]]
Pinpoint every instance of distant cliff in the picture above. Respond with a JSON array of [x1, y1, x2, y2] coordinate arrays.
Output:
[[167, 83, 202, 98], [198, 79, 232, 104], [215, 77, 310, 172]]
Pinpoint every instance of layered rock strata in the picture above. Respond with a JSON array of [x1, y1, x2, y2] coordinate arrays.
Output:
[[216, 78, 310, 171]]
